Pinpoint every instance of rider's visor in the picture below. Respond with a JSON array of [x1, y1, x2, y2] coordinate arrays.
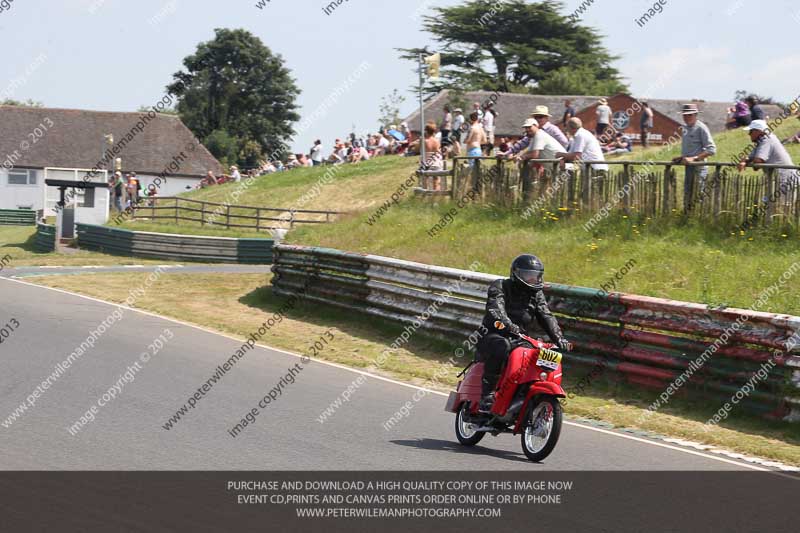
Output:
[[517, 269, 543, 287]]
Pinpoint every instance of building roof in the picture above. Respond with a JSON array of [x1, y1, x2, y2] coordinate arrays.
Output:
[[404, 90, 603, 137], [0, 105, 222, 177], [404, 91, 785, 136]]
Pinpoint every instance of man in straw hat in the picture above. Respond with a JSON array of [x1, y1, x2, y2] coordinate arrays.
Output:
[[672, 103, 716, 206], [531, 105, 569, 148]]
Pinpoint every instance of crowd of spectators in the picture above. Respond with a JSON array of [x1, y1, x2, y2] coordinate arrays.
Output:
[[175, 93, 800, 198]]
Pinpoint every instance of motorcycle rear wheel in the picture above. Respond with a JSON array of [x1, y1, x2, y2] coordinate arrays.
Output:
[[455, 403, 486, 446], [521, 397, 562, 462]]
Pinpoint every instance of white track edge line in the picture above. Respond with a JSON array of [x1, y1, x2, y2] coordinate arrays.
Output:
[[1, 276, 790, 474]]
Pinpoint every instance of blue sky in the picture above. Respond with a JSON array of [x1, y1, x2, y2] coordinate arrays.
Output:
[[1, 0, 798, 153]]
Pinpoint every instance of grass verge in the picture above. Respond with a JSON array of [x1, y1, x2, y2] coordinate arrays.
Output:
[[0, 226, 182, 267], [29, 272, 800, 467]]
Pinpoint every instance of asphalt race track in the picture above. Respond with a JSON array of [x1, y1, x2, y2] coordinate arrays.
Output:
[[0, 277, 773, 471]]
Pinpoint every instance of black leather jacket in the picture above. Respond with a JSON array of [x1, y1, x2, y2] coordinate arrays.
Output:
[[481, 278, 564, 343]]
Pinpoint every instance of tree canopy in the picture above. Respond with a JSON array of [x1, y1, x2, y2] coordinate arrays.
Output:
[[401, 0, 627, 96], [168, 28, 300, 165]]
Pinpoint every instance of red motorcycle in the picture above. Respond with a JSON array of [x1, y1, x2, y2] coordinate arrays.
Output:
[[444, 325, 566, 462]]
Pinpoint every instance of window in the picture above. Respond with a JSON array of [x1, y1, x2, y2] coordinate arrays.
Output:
[[78, 187, 95, 208], [7, 169, 37, 185]]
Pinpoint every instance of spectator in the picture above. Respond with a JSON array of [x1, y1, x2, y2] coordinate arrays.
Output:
[[337, 142, 349, 161], [603, 132, 633, 155], [206, 170, 218, 185], [126, 174, 139, 207], [733, 99, 752, 127], [562, 99, 576, 128], [327, 148, 344, 165], [557, 117, 609, 173], [440, 105, 453, 148], [596, 98, 612, 140], [671, 103, 717, 195], [482, 103, 497, 155], [737, 119, 797, 189], [452, 108, 465, 143], [746, 96, 766, 121], [498, 120, 537, 157], [285, 154, 300, 169], [515, 119, 564, 178], [531, 105, 569, 148], [230, 165, 242, 182], [298, 153, 313, 167], [465, 111, 487, 164], [262, 161, 277, 174], [132, 172, 142, 199], [782, 115, 800, 144], [110, 172, 123, 212], [498, 137, 511, 154], [310, 140, 324, 166], [350, 144, 370, 164], [472, 102, 484, 122], [640, 102, 654, 148], [399, 121, 412, 139], [376, 134, 390, 156], [421, 122, 444, 190]]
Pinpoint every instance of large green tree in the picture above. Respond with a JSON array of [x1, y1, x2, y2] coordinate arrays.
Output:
[[402, 0, 627, 96], [168, 28, 300, 163]]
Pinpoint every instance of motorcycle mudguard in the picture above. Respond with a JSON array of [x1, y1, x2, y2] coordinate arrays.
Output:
[[527, 381, 566, 398], [513, 383, 566, 433], [448, 362, 483, 414]]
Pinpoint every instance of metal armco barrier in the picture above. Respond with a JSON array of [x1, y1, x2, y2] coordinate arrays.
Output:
[[0, 209, 36, 226], [34, 223, 56, 253], [77, 224, 274, 264], [271, 244, 800, 421]]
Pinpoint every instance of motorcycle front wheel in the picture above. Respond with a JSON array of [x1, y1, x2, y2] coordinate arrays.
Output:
[[521, 397, 562, 462], [455, 403, 486, 446]]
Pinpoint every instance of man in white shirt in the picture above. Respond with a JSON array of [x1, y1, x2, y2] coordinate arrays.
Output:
[[310, 140, 323, 166], [557, 117, 608, 172], [230, 166, 242, 182], [482, 106, 496, 155], [517, 119, 563, 161]]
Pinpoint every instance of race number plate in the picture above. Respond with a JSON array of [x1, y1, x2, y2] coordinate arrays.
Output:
[[536, 348, 562, 371]]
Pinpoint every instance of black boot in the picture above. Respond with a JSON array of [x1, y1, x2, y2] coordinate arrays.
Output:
[[479, 376, 497, 413]]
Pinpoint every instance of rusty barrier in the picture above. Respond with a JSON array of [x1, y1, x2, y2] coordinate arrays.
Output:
[[271, 244, 800, 421]]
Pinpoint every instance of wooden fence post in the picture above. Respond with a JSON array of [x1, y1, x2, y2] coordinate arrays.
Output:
[[200, 202, 206, 226], [765, 167, 776, 226], [712, 164, 722, 221], [622, 163, 631, 215], [226, 205, 231, 230], [580, 163, 590, 211]]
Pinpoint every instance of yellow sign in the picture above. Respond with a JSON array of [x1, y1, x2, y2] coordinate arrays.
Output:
[[424, 53, 441, 80]]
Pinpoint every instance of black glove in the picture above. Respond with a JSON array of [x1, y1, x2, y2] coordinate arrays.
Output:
[[557, 338, 573, 352], [508, 323, 522, 336]]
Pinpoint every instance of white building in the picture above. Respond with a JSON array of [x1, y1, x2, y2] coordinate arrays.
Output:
[[0, 105, 222, 224]]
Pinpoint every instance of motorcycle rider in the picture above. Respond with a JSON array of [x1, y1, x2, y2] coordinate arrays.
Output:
[[477, 254, 571, 411]]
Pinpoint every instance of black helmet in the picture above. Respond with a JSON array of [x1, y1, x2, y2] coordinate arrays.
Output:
[[511, 254, 544, 290]]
